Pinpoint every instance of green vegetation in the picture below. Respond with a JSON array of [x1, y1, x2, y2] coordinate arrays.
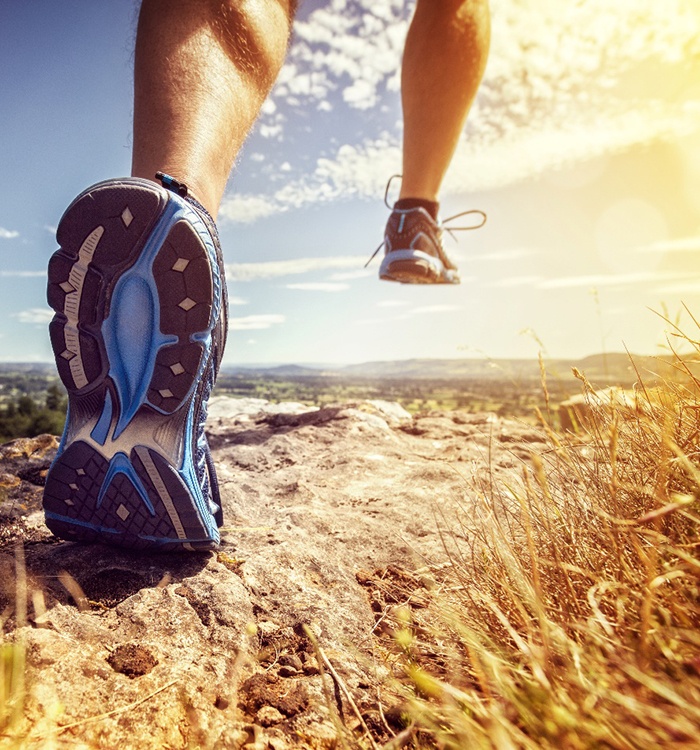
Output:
[[0, 384, 66, 443], [213, 372, 579, 421]]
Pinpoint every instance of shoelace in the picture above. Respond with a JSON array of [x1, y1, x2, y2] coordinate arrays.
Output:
[[364, 174, 487, 268]]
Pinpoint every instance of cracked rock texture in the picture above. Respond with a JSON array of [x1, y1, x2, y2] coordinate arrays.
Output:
[[0, 398, 546, 748]]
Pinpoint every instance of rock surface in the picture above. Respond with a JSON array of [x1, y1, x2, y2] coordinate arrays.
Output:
[[0, 399, 546, 748]]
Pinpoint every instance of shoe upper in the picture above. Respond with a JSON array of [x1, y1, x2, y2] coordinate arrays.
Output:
[[180, 192, 228, 527], [384, 206, 458, 271]]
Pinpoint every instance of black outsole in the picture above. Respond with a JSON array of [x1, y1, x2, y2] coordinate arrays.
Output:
[[43, 179, 220, 551]]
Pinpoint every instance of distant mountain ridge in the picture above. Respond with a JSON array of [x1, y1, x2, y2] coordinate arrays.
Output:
[[221, 352, 679, 384], [0, 353, 680, 385]]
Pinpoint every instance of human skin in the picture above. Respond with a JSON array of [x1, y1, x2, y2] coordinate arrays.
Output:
[[132, 0, 295, 217], [399, 0, 491, 201]]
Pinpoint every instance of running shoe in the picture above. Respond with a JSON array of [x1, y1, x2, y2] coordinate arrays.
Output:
[[379, 205, 462, 284], [43, 175, 227, 551], [367, 177, 486, 284]]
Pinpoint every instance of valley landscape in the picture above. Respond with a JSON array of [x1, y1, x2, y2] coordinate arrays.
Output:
[[0, 351, 685, 442]]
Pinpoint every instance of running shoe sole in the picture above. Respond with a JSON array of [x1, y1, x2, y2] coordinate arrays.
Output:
[[43, 178, 221, 551], [379, 249, 460, 284]]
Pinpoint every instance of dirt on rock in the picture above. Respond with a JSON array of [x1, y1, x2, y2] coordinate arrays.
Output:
[[107, 643, 159, 678], [0, 398, 545, 749]]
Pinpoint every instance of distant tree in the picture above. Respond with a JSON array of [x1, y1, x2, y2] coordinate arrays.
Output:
[[46, 384, 65, 411], [17, 395, 35, 416], [30, 410, 65, 436]]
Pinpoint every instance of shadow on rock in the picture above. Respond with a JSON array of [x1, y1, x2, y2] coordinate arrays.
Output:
[[1, 541, 211, 625], [207, 406, 347, 450]]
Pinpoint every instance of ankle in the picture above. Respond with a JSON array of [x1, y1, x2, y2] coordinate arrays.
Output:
[[394, 198, 439, 221]]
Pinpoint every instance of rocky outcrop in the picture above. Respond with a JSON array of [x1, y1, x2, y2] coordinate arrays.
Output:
[[0, 399, 546, 749]]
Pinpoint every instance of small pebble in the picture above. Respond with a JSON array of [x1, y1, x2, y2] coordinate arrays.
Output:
[[256, 705, 285, 727], [302, 657, 320, 676], [278, 665, 299, 678], [279, 654, 303, 671]]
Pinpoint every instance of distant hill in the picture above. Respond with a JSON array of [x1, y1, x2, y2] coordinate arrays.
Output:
[[0, 363, 56, 375], [1, 354, 685, 387], [224, 353, 681, 385]]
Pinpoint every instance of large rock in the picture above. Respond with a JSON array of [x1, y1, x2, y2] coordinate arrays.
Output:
[[0, 400, 545, 748]]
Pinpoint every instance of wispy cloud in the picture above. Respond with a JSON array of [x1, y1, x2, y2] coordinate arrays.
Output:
[[470, 248, 539, 262], [227, 256, 365, 281], [286, 282, 350, 291], [328, 269, 373, 281], [0, 270, 47, 278], [13, 307, 53, 324], [220, 136, 400, 223], [538, 271, 684, 290], [654, 280, 700, 295], [489, 275, 543, 288], [409, 304, 463, 316], [219, 195, 281, 224], [637, 235, 700, 254], [230, 314, 285, 331], [356, 302, 465, 326], [0, 228, 19, 239]]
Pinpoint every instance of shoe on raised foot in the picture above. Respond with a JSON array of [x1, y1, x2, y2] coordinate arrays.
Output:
[[379, 206, 461, 285], [43, 175, 228, 552]]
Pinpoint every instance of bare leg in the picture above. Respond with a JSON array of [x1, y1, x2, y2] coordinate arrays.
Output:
[[132, 0, 295, 217], [399, 0, 490, 202]]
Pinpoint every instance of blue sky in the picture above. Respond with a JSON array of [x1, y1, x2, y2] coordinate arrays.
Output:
[[1, 0, 700, 365]]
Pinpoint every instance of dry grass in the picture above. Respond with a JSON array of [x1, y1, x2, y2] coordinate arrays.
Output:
[[1, 547, 26, 750], [389, 328, 700, 748]]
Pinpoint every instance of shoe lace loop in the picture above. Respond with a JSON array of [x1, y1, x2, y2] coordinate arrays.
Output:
[[441, 208, 487, 242]]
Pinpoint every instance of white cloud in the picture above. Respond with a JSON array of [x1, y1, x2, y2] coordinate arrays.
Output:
[[230, 314, 285, 331], [328, 269, 373, 281], [219, 195, 281, 224], [342, 78, 377, 109], [538, 271, 684, 290], [490, 275, 543, 288], [229, 296, 248, 306], [654, 280, 700, 295], [13, 307, 54, 324], [286, 4, 407, 114], [470, 248, 538, 262], [638, 235, 700, 254], [0, 270, 47, 278], [357, 302, 465, 326], [409, 305, 463, 315], [227, 256, 365, 281], [259, 123, 283, 139], [286, 282, 350, 291], [219, 135, 401, 223], [0, 228, 19, 239]]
